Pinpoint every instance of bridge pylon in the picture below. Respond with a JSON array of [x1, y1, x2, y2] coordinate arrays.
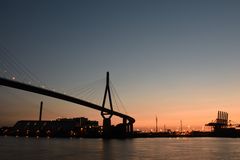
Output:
[[101, 72, 113, 138]]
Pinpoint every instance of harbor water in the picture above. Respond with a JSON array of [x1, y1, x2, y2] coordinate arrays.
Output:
[[1, 136, 240, 160]]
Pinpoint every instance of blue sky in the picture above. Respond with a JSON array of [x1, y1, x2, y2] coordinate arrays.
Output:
[[1, 0, 240, 130]]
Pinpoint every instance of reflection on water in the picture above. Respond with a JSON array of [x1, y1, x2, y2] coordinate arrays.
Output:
[[1, 137, 240, 160]]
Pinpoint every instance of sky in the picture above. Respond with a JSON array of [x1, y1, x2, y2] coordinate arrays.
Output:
[[1, 0, 240, 131]]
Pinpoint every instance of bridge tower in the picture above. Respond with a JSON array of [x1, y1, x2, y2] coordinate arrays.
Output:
[[101, 72, 113, 138]]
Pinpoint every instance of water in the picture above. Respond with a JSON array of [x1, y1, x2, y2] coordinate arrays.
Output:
[[1, 137, 240, 160]]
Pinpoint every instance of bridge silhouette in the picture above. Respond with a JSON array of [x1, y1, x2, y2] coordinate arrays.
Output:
[[0, 72, 135, 138]]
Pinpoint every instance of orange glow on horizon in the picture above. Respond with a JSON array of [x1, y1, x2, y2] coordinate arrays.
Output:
[[1, 84, 240, 131]]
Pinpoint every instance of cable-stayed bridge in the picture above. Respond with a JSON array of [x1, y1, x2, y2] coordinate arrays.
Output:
[[0, 73, 135, 138], [0, 46, 135, 138]]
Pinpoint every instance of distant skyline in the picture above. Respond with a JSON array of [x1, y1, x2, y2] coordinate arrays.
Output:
[[1, 0, 240, 130]]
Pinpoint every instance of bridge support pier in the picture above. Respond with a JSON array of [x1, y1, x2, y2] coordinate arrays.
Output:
[[123, 118, 127, 134], [122, 118, 134, 137], [129, 123, 133, 134], [102, 118, 112, 138]]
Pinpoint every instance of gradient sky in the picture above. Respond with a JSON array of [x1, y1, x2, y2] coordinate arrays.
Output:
[[1, 0, 240, 130]]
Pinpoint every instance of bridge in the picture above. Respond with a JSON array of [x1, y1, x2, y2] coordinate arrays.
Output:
[[0, 72, 135, 138]]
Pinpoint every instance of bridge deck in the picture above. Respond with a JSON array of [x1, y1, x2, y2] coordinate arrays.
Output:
[[0, 77, 135, 124]]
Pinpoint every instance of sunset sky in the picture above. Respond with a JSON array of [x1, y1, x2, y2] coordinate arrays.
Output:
[[1, 0, 240, 131]]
